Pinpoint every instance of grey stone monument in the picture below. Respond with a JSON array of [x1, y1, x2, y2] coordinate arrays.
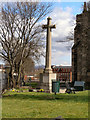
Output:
[[40, 17, 56, 93]]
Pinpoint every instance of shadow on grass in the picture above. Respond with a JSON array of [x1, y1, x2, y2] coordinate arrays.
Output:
[[1, 118, 88, 120], [2, 92, 88, 103]]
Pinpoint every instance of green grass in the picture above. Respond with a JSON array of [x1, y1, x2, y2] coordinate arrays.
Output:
[[2, 90, 89, 118], [25, 82, 38, 88]]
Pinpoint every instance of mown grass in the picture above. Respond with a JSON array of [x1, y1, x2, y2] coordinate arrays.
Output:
[[2, 90, 89, 118]]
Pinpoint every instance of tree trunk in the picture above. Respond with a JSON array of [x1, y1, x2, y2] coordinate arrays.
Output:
[[17, 62, 22, 88], [9, 65, 15, 88], [12, 67, 16, 88], [17, 48, 25, 88], [7, 75, 10, 89]]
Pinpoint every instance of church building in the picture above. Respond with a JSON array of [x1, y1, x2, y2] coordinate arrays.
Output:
[[72, 2, 90, 88]]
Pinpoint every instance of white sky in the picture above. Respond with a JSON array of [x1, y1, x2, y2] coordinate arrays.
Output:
[[39, 5, 75, 66]]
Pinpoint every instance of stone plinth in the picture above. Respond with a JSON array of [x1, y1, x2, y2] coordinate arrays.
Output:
[[40, 73, 56, 93]]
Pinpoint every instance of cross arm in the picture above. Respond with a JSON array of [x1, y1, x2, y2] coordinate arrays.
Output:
[[50, 24, 56, 29], [42, 24, 56, 29], [42, 25, 48, 29]]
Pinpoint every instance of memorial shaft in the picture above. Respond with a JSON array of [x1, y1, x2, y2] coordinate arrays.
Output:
[[46, 17, 51, 70], [42, 17, 56, 73]]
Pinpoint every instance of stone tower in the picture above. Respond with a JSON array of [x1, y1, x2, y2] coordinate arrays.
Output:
[[72, 2, 90, 88]]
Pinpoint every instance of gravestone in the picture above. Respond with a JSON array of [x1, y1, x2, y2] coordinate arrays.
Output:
[[40, 17, 56, 93], [74, 81, 85, 91], [0, 69, 7, 92]]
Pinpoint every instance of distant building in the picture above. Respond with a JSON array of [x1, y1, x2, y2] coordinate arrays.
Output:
[[0, 64, 7, 91], [52, 65, 72, 82], [72, 2, 90, 87]]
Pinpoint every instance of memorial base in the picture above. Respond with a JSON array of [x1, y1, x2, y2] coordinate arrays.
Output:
[[40, 72, 56, 93]]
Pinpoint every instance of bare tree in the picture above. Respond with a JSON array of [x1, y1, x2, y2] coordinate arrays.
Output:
[[56, 1, 90, 49], [64, 1, 90, 49], [0, 2, 52, 88], [87, 1, 90, 11]]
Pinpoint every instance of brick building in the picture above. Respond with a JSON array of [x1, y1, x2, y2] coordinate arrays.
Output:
[[52, 66, 72, 82], [72, 2, 90, 87]]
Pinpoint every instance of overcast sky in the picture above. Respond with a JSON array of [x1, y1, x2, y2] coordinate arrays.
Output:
[[0, 1, 87, 66]]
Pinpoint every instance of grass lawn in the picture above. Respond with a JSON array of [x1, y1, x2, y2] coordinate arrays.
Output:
[[2, 90, 88, 118]]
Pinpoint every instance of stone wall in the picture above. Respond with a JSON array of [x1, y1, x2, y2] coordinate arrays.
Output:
[[72, 3, 90, 88], [0, 70, 7, 92]]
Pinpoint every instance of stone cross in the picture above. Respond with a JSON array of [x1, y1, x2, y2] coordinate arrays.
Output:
[[42, 17, 56, 73]]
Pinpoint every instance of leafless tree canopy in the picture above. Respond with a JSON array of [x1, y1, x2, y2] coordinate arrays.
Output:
[[87, 1, 90, 10], [56, 1, 90, 49], [0, 2, 52, 88]]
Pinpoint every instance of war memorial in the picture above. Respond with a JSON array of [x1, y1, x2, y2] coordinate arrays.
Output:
[[40, 17, 56, 93]]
